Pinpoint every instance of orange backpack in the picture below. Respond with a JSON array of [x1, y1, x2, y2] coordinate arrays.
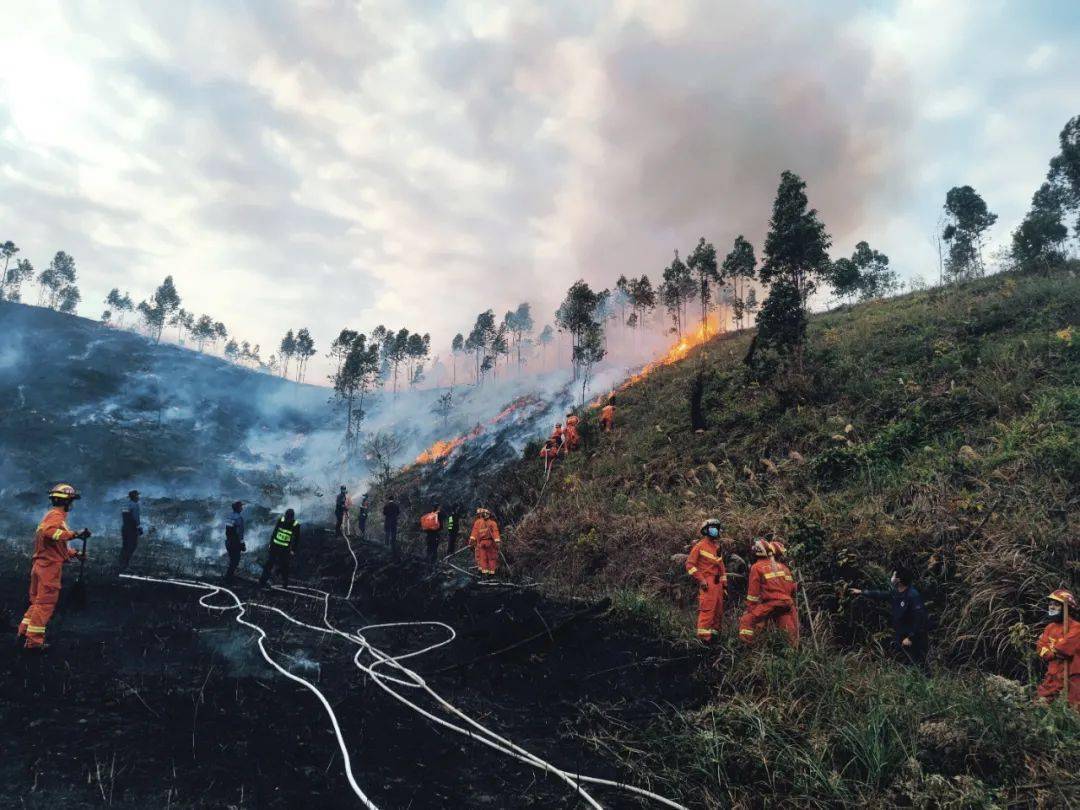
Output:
[[420, 511, 440, 531]]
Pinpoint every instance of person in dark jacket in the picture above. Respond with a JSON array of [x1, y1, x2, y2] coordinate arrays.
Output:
[[445, 506, 461, 557], [260, 508, 300, 589], [851, 566, 929, 672], [357, 493, 370, 539], [383, 496, 400, 559], [335, 485, 348, 535], [224, 501, 246, 583], [119, 489, 143, 571]]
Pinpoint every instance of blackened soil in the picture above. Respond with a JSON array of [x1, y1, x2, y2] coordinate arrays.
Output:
[[0, 536, 705, 809]]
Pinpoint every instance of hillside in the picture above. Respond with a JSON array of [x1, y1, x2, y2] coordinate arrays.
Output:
[[390, 267, 1080, 807]]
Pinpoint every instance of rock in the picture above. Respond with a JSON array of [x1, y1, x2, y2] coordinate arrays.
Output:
[[760, 458, 779, 474], [958, 445, 980, 462], [916, 719, 970, 775], [844, 423, 854, 434], [831, 434, 848, 442], [706, 462, 719, 474], [788, 450, 805, 464]]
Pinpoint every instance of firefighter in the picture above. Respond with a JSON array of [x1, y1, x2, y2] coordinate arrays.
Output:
[[737, 540, 799, 646], [469, 507, 501, 577], [357, 493, 370, 539], [551, 422, 566, 455], [383, 495, 401, 559], [686, 518, 727, 643], [118, 489, 143, 571], [600, 397, 615, 433], [564, 412, 581, 451], [539, 439, 559, 475], [335, 485, 348, 535], [445, 506, 461, 557], [1035, 589, 1079, 706], [420, 504, 443, 570], [18, 484, 91, 652], [224, 501, 246, 583], [850, 566, 930, 671], [259, 508, 300, 589]]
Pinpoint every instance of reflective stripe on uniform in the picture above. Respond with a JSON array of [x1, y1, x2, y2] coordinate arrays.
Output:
[[697, 629, 715, 636], [763, 571, 789, 580], [27, 625, 47, 634], [52, 529, 66, 540], [746, 595, 760, 603], [700, 551, 719, 561], [687, 566, 698, 575], [739, 629, 754, 636]]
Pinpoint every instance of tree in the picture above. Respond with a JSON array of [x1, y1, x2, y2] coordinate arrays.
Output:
[[504, 302, 534, 371], [744, 279, 806, 373], [0, 240, 18, 300], [137, 276, 182, 343], [224, 340, 240, 362], [363, 430, 404, 488], [573, 321, 606, 407], [466, 310, 496, 385], [333, 332, 381, 449], [489, 323, 509, 380], [58, 285, 81, 314], [851, 242, 896, 301], [170, 308, 194, 343], [192, 315, 215, 351], [660, 250, 696, 337], [537, 324, 554, 370], [941, 185, 997, 281], [105, 288, 134, 326], [279, 329, 297, 377], [213, 322, 228, 353], [328, 329, 359, 377], [628, 275, 657, 334], [760, 171, 832, 303], [294, 328, 316, 382], [450, 333, 465, 388], [1012, 183, 1069, 274], [1048, 114, 1080, 236], [555, 280, 608, 380], [433, 391, 453, 427], [722, 236, 757, 329], [405, 331, 430, 387], [687, 238, 720, 336], [2, 258, 34, 303], [379, 328, 410, 395], [38, 251, 77, 310]]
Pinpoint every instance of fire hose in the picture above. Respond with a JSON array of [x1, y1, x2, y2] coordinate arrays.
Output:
[[117, 573, 687, 809]]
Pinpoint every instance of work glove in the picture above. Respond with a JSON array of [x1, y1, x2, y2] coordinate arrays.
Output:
[[77, 528, 92, 540], [240, 543, 247, 552], [699, 580, 709, 592], [138, 527, 144, 536]]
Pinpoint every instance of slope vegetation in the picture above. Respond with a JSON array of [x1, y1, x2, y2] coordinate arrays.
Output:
[[396, 267, 1080, 807]]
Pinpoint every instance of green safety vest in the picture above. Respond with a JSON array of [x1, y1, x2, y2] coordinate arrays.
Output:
[[447, 515, 455, 532], [273, 521, 299, 548]]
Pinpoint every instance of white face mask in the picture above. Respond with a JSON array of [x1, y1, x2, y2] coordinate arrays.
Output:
[[1048, 605, 1062, 619], [890, 572, 899, 588]]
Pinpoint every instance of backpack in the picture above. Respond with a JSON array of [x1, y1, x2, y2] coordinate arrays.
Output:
[[420, 511, 440, 531]]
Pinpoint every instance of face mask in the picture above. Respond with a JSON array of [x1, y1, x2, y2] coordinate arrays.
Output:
[[890, 572, 899, 588], [1048, 606, 1062, 619], [707, 527, 719, 538]]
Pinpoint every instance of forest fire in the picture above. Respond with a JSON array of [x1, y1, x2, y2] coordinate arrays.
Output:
[[413, 395, 541, 465], [594, 322, 714, 406]]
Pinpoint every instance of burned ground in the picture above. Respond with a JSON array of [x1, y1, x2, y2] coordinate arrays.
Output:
[[0, 531, 704, 809]]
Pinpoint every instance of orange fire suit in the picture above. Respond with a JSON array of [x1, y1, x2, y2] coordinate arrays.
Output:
[[600, 404, 615, 432], [738, 558, 799, 646], [470, 517, 502, 575], [1035, 621, 1080, 705], [686, 538, 726, 641], [539, 444, 559, 474], [565, 416, 581, 451], [19, 507, 79, 649], [551, 425, 566, 455]]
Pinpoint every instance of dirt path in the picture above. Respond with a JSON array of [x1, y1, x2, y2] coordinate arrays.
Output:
[[0, 539, 703, 809]]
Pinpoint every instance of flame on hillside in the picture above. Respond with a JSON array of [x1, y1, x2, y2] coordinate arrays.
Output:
[[594, 322, 713, 407], [413, 395, 541, 465]]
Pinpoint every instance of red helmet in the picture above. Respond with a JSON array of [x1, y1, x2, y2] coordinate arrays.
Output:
[[751, 539, 772, 558], [49, 483, 81, 501], [770, 541, 787, 558], [1049, 589, 1077, 610]]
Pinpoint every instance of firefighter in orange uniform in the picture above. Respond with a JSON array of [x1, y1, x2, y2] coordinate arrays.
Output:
[[551, 423, 566, 455], [737, 539, 799, 646], [599, 397, 615, 433], [1035, 589, 1080, 706], [686, 518, 727, 643], [18, 484, 92, 652], [469, 508, 502, 577], [539, 439, 559, 475], [564, 413, 581, 451]]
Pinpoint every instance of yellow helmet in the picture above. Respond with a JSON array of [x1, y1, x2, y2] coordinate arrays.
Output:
[[49, 483, 81, 501], [1049, 589, 1077, 610]]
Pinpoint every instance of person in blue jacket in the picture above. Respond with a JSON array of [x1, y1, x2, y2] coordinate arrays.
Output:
[[851, 566, 929, 672]]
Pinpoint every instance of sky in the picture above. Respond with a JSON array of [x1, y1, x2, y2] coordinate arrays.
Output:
[[1, 0, 1078, 381]]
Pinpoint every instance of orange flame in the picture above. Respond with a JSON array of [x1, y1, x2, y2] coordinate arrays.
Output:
[[413, 395, 540, 465], [593, 322, 712, 407]]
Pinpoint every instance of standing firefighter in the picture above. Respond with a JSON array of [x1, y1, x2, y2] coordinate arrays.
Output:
[[18, 484, 91, 652], [420, 505, 443, 571], [260, 509, 300, 589], [738, 540, 799, 646], [1035, 589, 1079, 706], [850, 566, 930, 672], [357, 493, 370, 539], [224, 501, 246, 583], [600, 397, 615, 433], [469, 508, 501, 577], [335, 485, 348, 535], [445, 506, 461, 557], [118, 489, 143, 571], [686, 518, 727, 643], [564, 412, 581, 451], [539, 439, 559, 476]]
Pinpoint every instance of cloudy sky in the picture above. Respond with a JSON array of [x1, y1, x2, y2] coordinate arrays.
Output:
[[2, 0, 1078, 377]]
